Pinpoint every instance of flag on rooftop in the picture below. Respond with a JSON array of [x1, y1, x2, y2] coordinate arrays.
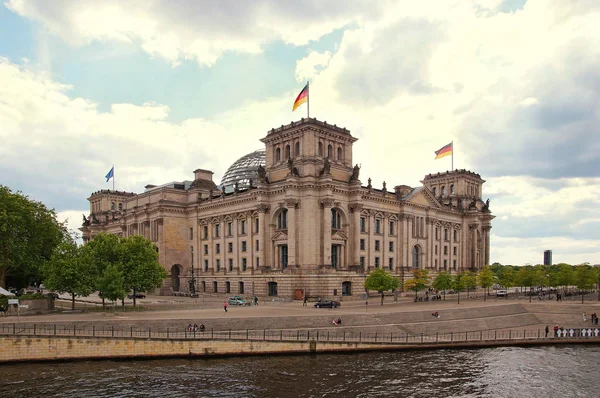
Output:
[[434, 142, 453, 159], [292, 83, 309, 112], [105, 166, 114, 182]]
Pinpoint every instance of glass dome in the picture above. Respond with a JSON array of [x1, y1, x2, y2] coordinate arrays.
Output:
[[220, 149, 266, 191]]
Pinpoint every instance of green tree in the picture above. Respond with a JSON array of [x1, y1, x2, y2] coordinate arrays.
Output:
[[555, 263, 574, 294], [97, 264, 126, 307], [43, 236, 96, 310], [516, 266, 536, 301], [498, 266, 515, 299], [432, 271, 453, 300], [404, 269, 430, 302], [463, 271, 477, 299], [120, 235, 167, 307], [452, 273, 465, 304], [0, 186, 66, 288], [477, 266, 494, 301], [80, 233, 122, 277], [364, 268, 400, 305], [574, 265, 595, 304]]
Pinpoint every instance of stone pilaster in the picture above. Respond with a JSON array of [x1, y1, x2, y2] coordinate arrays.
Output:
[[349, 204, 363, 266], [321, 199, 334, 266], [285, 199, 299, 266]]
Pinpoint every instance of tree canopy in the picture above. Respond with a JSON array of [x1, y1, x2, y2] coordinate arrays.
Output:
[[364, 268, 400, 305], [0, 185, 66, 288], [432, 271, 452, 300], [404, 269, 430, 302]]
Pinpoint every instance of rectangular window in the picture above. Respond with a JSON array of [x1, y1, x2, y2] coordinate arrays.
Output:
[[204, 259, 208, 272], [216, 259, 221, 271], [190, 246, 194, 266], [189, 227, 193, 240], [280, 245, 288, 269], [241, 220, 247, 235], [360, 217, 366, 232], [389, 221, 395, 235], [215, 224, 220, 238], [435, 228, 439, 240], [213, 281, 218, 293], [453, 246, 457, 255], [256, 240, 259, 251], [204, 245, 208, 255], [241, 241, 247, 252], [228, 242, 233, 253], [216, 243, 220, 254], [444, 246, 448, 255], [388, 257, 393, 270], [435, 245, 438, 255], [435, 259, 438, 268], [360, 256, 365, 267], [453, 260, 457, 270], [228, 258, 233, 272], [255, 218, 259, 233], [242, 258, 247, 271], [454, 229, 458, 241], [375, 219, 381, 234], [256, 257, 259, 267], [443, 259, 447, 269], [360, 239, 365, 251], [375, 257, 380, 268], [203, 226, 208, 239], [227, 222, 232, 236], [389, 241, 394, 252], [444, 228, 448, 241], [375, 240, 380, 251]]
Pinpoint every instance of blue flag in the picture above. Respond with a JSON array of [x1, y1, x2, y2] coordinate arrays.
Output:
[[105, 166, 114, 182]]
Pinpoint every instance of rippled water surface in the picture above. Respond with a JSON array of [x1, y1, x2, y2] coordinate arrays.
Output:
[[1, 346, 598, 397]]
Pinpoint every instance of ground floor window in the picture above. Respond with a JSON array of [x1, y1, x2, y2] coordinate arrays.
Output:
[[213, 281, 218, 293], [268, 281, 278, 296], [331, 244, 341, 268], [226, 281, 231, 293], [342, 281, 352, 296], [201, 281, 206, 292], [239, 282, 244, 294], [279, 245, 288, 269]]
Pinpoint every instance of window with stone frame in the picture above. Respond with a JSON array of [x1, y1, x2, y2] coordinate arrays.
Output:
[[389, 221, 395, 235], [453, 260, 457, 270], [444, 228, 448, 241], [189, 227, 193, 240], [375, 240, 380, 251], [228, 258, 233, 271], [435, 245, 438, 255], [215, 224, 220, 238], [435, 227, 439, 240], [216, 243, 220, 254], [389, 241, 394, 252], [228, 242, 232, 253], [331, 208, 342, 229], [360, 256, 365, 267], [388, 257, 393, 270], [241, 241, 247, 252], [241, 219, 247, 235], [216, 259, 221, 271], [295, 141, 300, 157], [227, 222, 232, 236], [375, 218, 381, 234], [444, 245, 448, 255], [203, 226, 208, 239], [375, 257, 380, 268], [360, 217, 366, 232], [453, 246, 457, 256], [453, 229, 458, 241], [360, 239, 365, 251], [242, 258, 247, 271], [276, 147, 281, 161], [255, 218, 259, 233], [204, 244, 208, 255], [277, 209, 288, 230], [256, 240, 259, 251], [204, 260, 208, 272]]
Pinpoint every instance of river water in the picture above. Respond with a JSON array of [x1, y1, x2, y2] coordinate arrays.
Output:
[[1, 346, 597, 397]]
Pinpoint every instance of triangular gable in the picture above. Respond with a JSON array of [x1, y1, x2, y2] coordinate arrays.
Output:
[[271, 230, 288, 242], [406, 189, 441, 208], [331, 230, 348, 241]]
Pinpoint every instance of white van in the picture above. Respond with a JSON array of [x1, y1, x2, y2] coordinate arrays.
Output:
[[496, 290, 508, 297]]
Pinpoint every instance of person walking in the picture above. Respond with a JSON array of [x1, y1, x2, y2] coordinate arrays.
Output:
[[254, 296, 258, 306], [303, 296, 308, 306], [224, 300, 228, 312], [545, 325, 549, 338]]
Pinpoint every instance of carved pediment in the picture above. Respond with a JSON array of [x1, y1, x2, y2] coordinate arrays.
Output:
[[406, 189, 442, 208], [271, 230, 288, 242], [331, 230, 349, 241]]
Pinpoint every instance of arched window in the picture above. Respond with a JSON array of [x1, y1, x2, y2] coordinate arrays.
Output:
[[295, 141, 300, 157], [441, 186, 446, 196], [277, 209, 288, 230], [327, 144, 333, 158], [450, 184, 455, 194], [331, 208, 342, 229], [110, 202, 115, 210], [318, 142, 323, 156], [412, 246, 420, 268], [432, 187, 437, 196], [118, 203, 123, 211], [337, 147, 342, 161], [276, 147, 281, 162], [285, 145, 291, 159]]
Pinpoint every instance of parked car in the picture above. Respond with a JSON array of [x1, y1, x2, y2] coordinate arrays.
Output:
[[228, 296, 247, 306], [47, 292, 59, 300], [314, 300, 341, 308], [496, 290, 508, 297], [127, 293, 146, 299]]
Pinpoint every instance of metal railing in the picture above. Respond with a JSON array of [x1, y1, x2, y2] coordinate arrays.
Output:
[[2, 324, 600, 344]]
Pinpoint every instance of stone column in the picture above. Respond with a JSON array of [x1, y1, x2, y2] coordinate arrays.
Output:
[[469, 224, 478, 270], [321, 199, 334, 266], [285, 199, 299, 267], [483, 225, 491, 267], [349, 204, 363, 266], [257, 205, 268, 268]]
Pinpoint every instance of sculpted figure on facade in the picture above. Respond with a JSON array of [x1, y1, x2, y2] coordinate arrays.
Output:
[[349, 164, 360, 182], [320, 158, 331, 176]]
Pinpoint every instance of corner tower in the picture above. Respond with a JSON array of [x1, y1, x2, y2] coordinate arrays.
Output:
[[260, 118, 358, 183]]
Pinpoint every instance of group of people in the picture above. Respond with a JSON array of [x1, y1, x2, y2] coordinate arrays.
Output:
[[332, 317, 342, 326], [431, 311, 440, 318], [186, 323, 205, 332], [584, 312, 599, 325]]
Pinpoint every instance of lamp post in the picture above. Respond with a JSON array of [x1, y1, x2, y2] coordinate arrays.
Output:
[[188, 267, 197, 297]]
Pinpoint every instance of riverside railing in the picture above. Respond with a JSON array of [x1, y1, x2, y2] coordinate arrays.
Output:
[[2, 324, 600, 344]]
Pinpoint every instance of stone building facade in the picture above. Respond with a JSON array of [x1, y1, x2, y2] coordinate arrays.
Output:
[[80, 118, 494, 299]]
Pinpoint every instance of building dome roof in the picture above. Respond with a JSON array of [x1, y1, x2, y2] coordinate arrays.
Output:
[[220, 149, 266, 190]]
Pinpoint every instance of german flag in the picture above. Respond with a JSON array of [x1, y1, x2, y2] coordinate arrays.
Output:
[[292, 83, 308, 111], [434, 142, 452, 159]]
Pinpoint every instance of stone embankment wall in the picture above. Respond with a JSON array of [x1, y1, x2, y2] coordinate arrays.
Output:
[[2, 335, 599, 364]]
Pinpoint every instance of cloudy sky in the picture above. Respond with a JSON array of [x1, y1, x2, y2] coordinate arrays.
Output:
[[1, 0, 599, 266]]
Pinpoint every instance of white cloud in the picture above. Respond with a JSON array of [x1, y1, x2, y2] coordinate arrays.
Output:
[[295, 50, 331, 82]]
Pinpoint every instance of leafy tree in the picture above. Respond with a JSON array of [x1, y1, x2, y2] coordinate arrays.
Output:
[[364, 268, 400, 305], [43, 236, 96, 310], [498, 266, 515, 299], [463, 271, 477, 299], [452, 273, 465, 304], [555, 264, 574, 293], [477, 266, 494, 301], [79, 233, 122, 277], [0, 186, 66, 288], [404, 269, 430, 302], [432, 271, 453, 300], [574, 265, 595, 304], [97, 264, 126, 307], [119, 235, 167, 306]]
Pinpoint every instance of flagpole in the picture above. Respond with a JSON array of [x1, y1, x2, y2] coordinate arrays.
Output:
[[113, 165, 115, 191], [451, 142, 454, 171], [307, 81, 310, 119]]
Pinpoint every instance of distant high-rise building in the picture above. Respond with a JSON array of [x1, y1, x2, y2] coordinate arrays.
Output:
[[544, 250, 552, 266]]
